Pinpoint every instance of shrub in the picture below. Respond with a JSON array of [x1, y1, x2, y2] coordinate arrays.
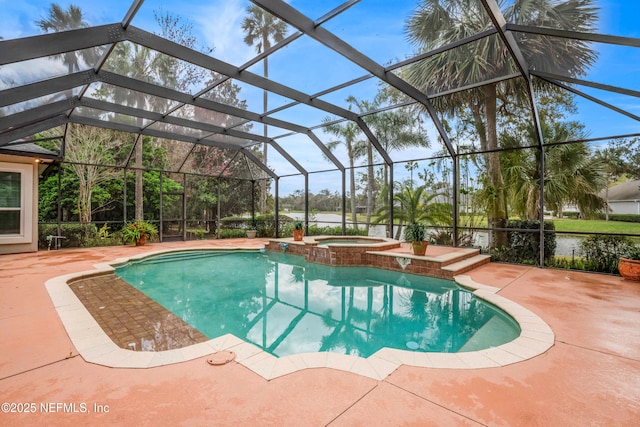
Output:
[[219, 216, 250, 229], [548, 256, 586, 271], [492, 220, 556, 265], [306, 225, 367, 237], [86, 230, 124, 247], [121, 221, 158, 245], [580, 234, 636, 274], [219, 228, 247, 239], [429, 227, 475, 246], [563, 211, 581, 219], [187, 228, 206, 240], [596, 214, 640, 223], [622, 244, 640, 261], [38, 223, 99, 249], [218, 214, 287, 237]]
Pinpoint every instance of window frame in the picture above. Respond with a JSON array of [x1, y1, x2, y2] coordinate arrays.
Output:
[[0, 162, 33, 245]]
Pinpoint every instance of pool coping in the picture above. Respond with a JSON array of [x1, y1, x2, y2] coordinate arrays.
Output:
[[45, 247, 555, 381]]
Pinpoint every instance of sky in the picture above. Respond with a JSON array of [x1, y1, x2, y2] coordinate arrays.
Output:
[[1, 0, 639, 195]]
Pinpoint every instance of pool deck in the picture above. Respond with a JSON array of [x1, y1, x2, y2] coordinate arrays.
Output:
[[1, 239, 640, 425]]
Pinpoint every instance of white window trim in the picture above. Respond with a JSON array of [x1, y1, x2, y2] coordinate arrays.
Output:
[[0, 162, 33, 245]]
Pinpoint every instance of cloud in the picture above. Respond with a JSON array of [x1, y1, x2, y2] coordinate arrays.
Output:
[[0, 57, 66, 91], [193, 0, 255, 66]]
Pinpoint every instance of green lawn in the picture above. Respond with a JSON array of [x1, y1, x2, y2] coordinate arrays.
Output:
[[552, 218, 640, 235]]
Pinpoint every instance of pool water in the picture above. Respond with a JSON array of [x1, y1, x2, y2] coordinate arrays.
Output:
[[316, 238, 383, 246], [115, 251, 520, 358]]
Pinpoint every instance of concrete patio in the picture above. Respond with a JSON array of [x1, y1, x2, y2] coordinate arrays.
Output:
[[1, 239, 639, 426]]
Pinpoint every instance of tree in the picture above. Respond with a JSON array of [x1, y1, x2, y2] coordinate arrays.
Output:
[[373, 182, 451, 239], [36, 3, 99, 73], [242, 5, 288, 213], [501, 121, 607, 219], [594, 137, 640, 220], [93, 11, 248, 221], [599, 137, 640, 180], [323, 118, 364, 230], [404, 0, 598, 248], [41, 125, 127, 223]]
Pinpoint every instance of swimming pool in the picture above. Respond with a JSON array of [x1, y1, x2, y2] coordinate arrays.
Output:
[[115, 250, 520, 358]]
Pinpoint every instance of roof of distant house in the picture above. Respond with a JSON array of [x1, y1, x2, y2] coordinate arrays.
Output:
[[605, 180, 640, 201]]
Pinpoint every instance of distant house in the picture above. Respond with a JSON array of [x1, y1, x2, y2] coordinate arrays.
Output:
[[603, 180, 640, 215], [0, 142, 58, 254]]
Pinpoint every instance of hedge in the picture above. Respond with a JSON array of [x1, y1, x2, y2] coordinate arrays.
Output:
[[493, 220, 556, 265], [38, 223, 99, 249], [596, 213, 640, 223], [580, 234, 637, 274]]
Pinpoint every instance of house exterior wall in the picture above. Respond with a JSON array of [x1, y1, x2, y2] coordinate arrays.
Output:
[[608, 200, 640, 215], [0, 154, 39, 255]]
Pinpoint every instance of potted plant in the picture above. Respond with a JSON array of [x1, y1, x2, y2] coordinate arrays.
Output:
[[246, 219, 257, 239], [292, 220, 305, 241], [122, 220, 158, 246], [404, 222, 428, 256], [618, 245, 640, 281]]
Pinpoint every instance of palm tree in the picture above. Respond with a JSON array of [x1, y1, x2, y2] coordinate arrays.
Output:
[[501, 121, 607, 220], [36, 4, 96, 73], [372, 89, 430, 183], [323, 118, 364, 230], [373, 182, 451, 239], [325, 91, 431, 232], [242, 5, 288, 213], [404, 0, 598, 248]]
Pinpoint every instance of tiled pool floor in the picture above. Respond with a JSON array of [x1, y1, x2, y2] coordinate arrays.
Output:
[[69, 275, 207, 351]]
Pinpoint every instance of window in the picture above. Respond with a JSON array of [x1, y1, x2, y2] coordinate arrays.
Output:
[[0, 162, 33, 244]]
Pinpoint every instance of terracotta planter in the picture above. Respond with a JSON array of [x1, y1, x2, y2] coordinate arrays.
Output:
[[412, 241, 428, 256], [618, 257, 640, 281], [292, 229, 305, 241], [135, 235, 147, 246]]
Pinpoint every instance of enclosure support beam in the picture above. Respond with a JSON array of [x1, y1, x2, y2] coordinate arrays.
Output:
[[480, 0, 547, 266], [0, 70, 98, 108], [342, 170, 346, 235], [126, 26, 360, 123], [0, 24, 125, 65], [0, 116, 67, 147], [305, 175, 309, 234], [123, 168, 127, 224], [159, 171, 164, 243], [453, 156, 459, 247], [275, 178, 280, 238], [537, 77, 640, 123], [182, 174, 187, 241], [57, 165, 62, 238], [389, 165, 394, 239], [251, 180, 256, 225], [217, 178, 222, 239], [252, 0, 456, 159]]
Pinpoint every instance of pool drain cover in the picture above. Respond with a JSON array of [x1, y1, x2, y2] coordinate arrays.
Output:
[[406, 341, 419, 350], [207, 350, 236, 366]]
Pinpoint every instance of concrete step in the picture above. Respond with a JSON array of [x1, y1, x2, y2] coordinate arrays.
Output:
[[437, 248, 481, 267], [459, 315, 515, 352], [441, 254, 492, 275]]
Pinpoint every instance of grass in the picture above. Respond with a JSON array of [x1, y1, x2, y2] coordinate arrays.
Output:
[[551, 218, 640, 235]]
